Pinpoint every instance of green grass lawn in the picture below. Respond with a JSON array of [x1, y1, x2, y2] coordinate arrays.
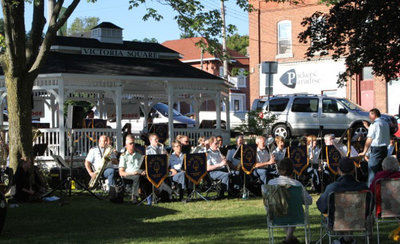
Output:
[[1, 194, 397, 243]]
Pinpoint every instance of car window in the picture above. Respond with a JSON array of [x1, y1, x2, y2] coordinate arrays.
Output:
[[267, 98, 289, 112], [322, 99, 339, 113], [291, 98, 319, 113], [256, 100, 266, 110]]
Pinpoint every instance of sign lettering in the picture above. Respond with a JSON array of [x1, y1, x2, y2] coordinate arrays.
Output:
[[81, 48, 160, 59]]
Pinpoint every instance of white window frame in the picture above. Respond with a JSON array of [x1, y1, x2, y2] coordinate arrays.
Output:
[[229, 93, 246, 112], [276, 20, 293, 59]]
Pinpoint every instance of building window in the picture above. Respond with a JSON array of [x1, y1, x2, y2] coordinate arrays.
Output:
[[234, 100, 240, 111], [277, 20, 292, 57]]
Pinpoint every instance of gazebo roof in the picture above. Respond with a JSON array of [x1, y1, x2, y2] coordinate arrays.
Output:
[[39, 52, 223, 80]]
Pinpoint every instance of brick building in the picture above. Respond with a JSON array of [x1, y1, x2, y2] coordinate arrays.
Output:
[[249, 0, 399, 114], [162, 37, 250, 114]]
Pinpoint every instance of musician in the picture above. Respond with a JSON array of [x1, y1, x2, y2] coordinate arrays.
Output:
[[177, 135, 190, 146], [306, 135, 322, 192], [192, 136, 207, 153], [207, 136, 230, 199], [216, 135, 223, 147], [146, 133, 167, 155], [119, 134, 146, 204], [169, 140, 190, 201], [253, 135, 276, 184], [359, 108, 390, 187], [227, 135, 244, 170], [272, 136, 286, 163], [84, 135, 118, 188]]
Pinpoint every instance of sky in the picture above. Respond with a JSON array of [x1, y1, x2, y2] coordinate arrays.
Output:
[[20, 0, 249, 43]]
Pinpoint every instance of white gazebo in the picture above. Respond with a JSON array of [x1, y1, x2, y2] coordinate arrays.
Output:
[[0, 22, 232, 162]]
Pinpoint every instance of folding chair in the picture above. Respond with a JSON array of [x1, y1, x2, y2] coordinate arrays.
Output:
[[263, 185, 311, 244], [374, 178, 400, 244], [318, 190, 373, 244]]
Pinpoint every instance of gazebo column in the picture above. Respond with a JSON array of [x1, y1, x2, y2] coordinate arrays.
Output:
[[115, 86, 122, 150], [225, 95, 230, 133], [168, 83, 174, 144], [192, 97, 200, 129], [58, 80, 66, 158], [216, 91, 221, 130]]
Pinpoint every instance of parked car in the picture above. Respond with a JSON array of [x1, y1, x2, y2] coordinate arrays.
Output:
[[252, 94, 398, 139]]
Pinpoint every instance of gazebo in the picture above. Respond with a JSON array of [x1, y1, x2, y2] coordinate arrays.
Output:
[[0, 22, 232, 162]]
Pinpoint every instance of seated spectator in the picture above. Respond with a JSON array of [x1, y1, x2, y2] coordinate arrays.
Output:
[[317, 157, 368, 244], [370, 156, 400, 217], [267, 158, 312, 244]]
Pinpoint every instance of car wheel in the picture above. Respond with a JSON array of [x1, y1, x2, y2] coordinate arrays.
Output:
[[353, 124, 368, 139], [273, 125, 290, 139]]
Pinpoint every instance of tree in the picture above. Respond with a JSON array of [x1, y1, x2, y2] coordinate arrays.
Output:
[[298, 0, 400, 86], [0, 0, 90, 180], [132, 37, 158, 43], [227, 34, 248, 56], [68, 16, 99, 36]]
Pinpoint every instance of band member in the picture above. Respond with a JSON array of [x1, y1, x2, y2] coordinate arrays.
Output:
[[272, 136, 286, 163], [84, 135, 118, 188], [207, 136, 230, 199], [253, 135, 276, 184], [216, 135, 223, 147], [169, 140, 190, 201], [146, 133, 167, 155], [177, 135, 190, 146], [119, 134, 146, 204], [227, 135, 244, 169], [306, 135, 321, 192], [192, 136, 207, 153]]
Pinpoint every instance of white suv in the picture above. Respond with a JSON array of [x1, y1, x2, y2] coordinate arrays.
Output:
[[252, 94, 398, 138]]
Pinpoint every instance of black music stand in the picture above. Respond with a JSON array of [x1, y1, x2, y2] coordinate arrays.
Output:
[[42, 136, 100, 203], [237, 145, 257, 199], [185, 153, 208, 202]]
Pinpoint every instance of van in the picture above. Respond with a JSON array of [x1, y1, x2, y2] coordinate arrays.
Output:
[[111, 103, 195, 133], [252, 94, 398, 138]]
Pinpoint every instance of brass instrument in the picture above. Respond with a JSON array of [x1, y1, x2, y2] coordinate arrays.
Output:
[[88, 146, 113, 189]]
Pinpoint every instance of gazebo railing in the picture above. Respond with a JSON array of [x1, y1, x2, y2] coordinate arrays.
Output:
[[173, 128, 230, 146]]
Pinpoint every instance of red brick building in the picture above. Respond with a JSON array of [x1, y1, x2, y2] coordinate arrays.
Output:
[[248, 0, 399, 114], [162, 37, 250, 114]]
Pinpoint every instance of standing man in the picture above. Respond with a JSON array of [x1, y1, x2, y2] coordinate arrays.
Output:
[[85, 135, 118, 189], [359, 108, 390, 186], [119, 134, 146, 204]]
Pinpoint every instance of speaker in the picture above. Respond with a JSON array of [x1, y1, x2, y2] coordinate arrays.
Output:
[[67, 105, 85, 129]]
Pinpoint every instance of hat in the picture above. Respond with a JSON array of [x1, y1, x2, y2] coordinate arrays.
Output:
[[339, 157, 354, 173]]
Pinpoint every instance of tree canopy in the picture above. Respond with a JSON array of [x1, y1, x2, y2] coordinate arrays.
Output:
[[68, 16, 100, 36], [227, 34, 248, 56], [298, 0, 400, 86]]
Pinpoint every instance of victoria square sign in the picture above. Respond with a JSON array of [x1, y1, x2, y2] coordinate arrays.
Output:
[[81, 48, 160, 59]]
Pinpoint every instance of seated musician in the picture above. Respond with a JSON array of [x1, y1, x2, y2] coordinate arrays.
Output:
[[192, 136, 207, 153], [118, 134, 146, 204], [207, 136, 230, 199], [146, 133, 167, 155], [253, 135, 276, 184], [177, 135, 190, 146], [306, 135, 322, 192], [84, 135, 118, 189], [227, 135, 244, 170], [216, 135, 223, 147], [169, 140, 191, 201], [272, 136, 286, 163]]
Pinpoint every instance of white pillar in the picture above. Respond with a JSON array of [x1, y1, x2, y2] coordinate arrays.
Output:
[[193, 97, 200, 129], [115, 86, 122, 150], [216, 91, 221, 130], [168, 83, 174, 144], [225, 96, 230, 132], [58, 80, 66, 158]]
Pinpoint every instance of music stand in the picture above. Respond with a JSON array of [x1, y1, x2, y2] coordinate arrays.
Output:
[[239, 145, 257, 199], [42, 133, 101, 202], [184, 153, 208, 202]]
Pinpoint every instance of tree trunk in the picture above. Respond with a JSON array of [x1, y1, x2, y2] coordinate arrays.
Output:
[[5, 72, 33, 179]]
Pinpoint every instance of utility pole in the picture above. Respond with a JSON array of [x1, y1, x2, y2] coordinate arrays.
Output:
[[220, 0, 228, 79]]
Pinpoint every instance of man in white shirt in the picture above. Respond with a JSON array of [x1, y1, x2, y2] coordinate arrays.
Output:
[[84, 135, 118, 188], [359, 108, 390, 186], [253, 135, 276, 184]]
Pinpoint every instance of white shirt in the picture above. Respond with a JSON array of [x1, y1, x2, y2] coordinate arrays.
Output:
[[308, 146, 321, 165], [256, 147, 270, 163], [272, 147, 286, 163], [146, 144, 165, 155], [367, 117, 390, 147], [207, 149, 225, 170], [169, 152, 184, 171], [85, 146, 117, 170]]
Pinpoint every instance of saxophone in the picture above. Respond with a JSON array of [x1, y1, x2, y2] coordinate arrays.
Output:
[[88, 146, 113, 189]]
